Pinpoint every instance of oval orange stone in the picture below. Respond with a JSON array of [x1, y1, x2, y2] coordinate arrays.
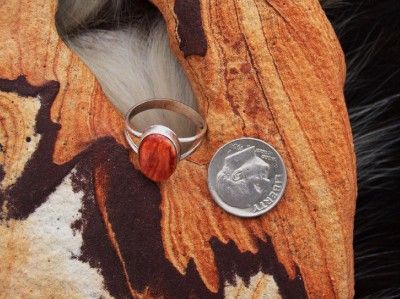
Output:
[[138, 134, 178, 181]]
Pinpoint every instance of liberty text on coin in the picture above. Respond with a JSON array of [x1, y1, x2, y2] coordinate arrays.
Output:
[[207, 138, 287, 217]]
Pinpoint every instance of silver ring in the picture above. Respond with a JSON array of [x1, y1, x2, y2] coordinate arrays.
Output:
[[124, 99, 207, 181]]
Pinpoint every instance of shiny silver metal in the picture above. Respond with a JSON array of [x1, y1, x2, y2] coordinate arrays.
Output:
[[208, 138, 287, 217], [124, 99, 207, 160]]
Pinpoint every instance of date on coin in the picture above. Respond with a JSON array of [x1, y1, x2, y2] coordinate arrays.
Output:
[[208, 138, 287, 217]]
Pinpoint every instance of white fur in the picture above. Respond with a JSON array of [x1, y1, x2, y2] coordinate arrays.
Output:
[[67, 20, 197, 137]]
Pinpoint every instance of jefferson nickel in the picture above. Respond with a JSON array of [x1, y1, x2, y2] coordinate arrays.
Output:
[[208, 138, 287, 217]]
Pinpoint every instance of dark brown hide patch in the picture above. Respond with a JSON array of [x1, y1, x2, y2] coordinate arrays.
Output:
[[0, 76, 131, 297], [71, 156, 131, 298], [95, 140, 217, 298], [0, 76, 77, 219], [212, 237, 307, 299], [0, 165, 5, 183], [175, 0, 207, 57]]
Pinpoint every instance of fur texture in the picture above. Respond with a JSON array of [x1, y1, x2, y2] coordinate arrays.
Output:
[[56, 0, 400, 297], [323, 1, 400, 298], [57, 0, 195, 136]]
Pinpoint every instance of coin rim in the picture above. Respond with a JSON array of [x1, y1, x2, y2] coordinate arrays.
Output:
[[207, 137, 287, 218]]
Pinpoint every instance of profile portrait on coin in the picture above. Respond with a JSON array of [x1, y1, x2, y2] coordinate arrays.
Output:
[[216, 146, 272, 209]]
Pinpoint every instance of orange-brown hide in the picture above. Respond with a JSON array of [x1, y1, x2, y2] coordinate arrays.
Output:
[[0, 0, 356, 298]]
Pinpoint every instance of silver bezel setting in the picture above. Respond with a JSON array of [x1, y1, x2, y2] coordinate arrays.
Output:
[[138, 125, 181, 168], [124, 99, 207, 162]]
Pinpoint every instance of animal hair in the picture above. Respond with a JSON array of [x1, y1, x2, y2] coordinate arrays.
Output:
[[323, 1, 400, 297], [57, 1, 195, 136], [56, 0, 400, 297]]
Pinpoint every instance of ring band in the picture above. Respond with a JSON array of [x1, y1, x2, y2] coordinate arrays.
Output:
[[125, 99, 207, 181]]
